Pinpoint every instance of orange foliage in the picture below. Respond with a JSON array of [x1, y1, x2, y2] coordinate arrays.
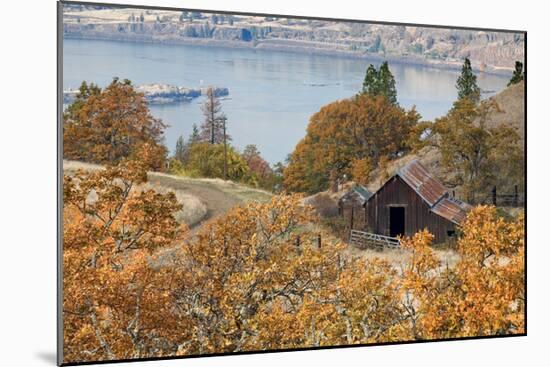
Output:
[[63, 79, 167, 170], [63, 160, 187, 362], [63, 171, 524, 363], [399, 206, 524, 339], [284, 95, 419, 193]]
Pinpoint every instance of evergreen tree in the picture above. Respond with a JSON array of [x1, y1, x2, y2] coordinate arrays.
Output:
[[378, 61, 397, 105], [174, 135, 186, 163], [456, 57, 481, 103], [188, 123, 200, 145], [361, 64, 379, 96], [508, 61, 524, 86], [360, 62, 397, 105]]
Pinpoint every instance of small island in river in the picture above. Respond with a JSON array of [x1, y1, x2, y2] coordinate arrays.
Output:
[[63, 83, 229, 105]]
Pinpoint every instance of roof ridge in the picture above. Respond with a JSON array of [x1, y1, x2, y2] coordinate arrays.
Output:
[[395, 159, 448, 207]]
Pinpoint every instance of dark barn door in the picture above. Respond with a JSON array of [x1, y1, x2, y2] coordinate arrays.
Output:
[[389, 207, 405, 237]]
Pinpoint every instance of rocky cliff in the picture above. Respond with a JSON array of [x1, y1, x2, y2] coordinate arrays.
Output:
[[62, 6, 525, 74]]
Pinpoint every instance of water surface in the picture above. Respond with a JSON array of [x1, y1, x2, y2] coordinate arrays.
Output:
[[63, 38, 510, 164]]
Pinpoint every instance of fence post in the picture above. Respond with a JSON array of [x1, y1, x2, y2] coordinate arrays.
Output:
[[295, 235, 300, 248], [514, 185, 518, 207], [492, 186, 497, 206], [317, 234, 322, 249]]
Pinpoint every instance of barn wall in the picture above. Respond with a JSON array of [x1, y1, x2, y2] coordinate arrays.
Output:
[[340, 205, 366, 231], [365, 176, 455, 243]]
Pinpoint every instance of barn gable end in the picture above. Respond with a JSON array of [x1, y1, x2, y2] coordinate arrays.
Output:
[[364, 160, 471, 243]]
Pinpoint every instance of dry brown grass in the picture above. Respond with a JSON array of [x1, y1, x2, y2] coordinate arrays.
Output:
[[344, 243, 460, 269], [63, 160, 272, 229], [138, 182, 207, 227]]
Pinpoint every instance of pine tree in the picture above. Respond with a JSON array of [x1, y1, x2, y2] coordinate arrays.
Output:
[[378, 61, 397, 105], [188, 123, 200, 145], [361, 64, 379, 96], [360, 62, 397, 105], [456, 58, 481, 103], [199, 88, 231, 144], [508, 61, 524, 86], [174, 135, 186, 163]]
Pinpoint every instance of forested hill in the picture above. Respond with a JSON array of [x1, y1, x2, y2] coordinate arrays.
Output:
[[63, 6, 524, 73]]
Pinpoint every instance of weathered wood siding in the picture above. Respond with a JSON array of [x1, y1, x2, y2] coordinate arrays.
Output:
[[365, 176, 456, 243], [339, 191, 366, 231]]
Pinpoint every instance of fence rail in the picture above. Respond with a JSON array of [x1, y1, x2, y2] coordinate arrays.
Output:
[[349, 230, 400, 250], [490, 186, 524, 207]]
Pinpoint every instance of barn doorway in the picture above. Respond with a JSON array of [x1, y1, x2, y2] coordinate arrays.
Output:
[[389, 207, 405, 237]]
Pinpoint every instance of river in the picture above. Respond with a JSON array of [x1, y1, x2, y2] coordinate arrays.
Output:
[[63, 38, 511, 164]]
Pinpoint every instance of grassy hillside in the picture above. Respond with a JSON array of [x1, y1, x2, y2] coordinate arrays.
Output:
[[63, 160, 273, 229], [485, 80, 525, 142]]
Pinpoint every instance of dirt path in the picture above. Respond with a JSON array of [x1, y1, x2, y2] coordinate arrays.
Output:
[[148, 173, 242, 231], [63, 160, 272, 232]]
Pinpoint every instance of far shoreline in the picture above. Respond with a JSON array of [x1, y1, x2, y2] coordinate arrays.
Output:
[[62, 34, 514, 77]]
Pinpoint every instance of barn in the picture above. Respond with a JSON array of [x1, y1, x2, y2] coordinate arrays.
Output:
[[363, 160, 471, 243]]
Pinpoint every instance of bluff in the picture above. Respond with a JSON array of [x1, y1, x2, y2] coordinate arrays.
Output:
[[62, 7, 524, 73]]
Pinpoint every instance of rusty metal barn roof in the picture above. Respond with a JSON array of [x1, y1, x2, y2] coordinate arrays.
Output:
[[366, 159, 471, 224], [431, 197, 472, 225], [396, 160, 448, 207]]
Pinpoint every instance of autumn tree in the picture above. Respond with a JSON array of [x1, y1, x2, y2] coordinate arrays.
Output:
[[432, 98, 523, 202], [63, 174, 525, 363], [361, 61, 397, 104], [63, 159, 188, 362], [350, 157, 373, 186], [456, 57, 481, 103], [63, 78, 167, 169], [168, 195, 408, 354], [399, 206, 524, 339], [508, 61, 524, 86], [242, 144, 274, 189], [199, 87, 230, 144], [284, 95, 419, 193]]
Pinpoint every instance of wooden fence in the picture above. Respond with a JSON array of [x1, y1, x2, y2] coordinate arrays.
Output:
[[349, 230, 400, 250], [491, 185, 524, 207]]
